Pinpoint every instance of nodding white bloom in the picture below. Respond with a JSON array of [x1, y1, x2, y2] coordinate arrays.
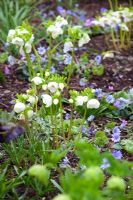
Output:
[[78, 33, 90, 47], [83, 96, 88, 103], [27, 110, 34, 118], [11, 37, 24, 46], [25, 42, 32, 53], [55, 16, 68, 28], [14, 102, 26, 113], [69, 98, 74, 104], [42, 94, 52, 107], [59, 83, 65, 91], [76, 96, 85, 106], [48, 82, 58, 93], [120, 24, 129, 32], [27, 96, 38, 104], [53, 98, 59, 105], [87, 99, 100, 109], [45, 71, 50, 77], [47, 25, 63, 39], [42, 84, 47, 90], [7, 29, 16, 42], [31, 77, 42, 85], [63, 41, 73, 53]]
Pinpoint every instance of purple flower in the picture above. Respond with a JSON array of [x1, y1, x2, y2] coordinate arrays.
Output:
[[108, 85, 114, 91], [87, 115, 94, 122], [95, 55, 102, 65], [100, 7, 108, 13], [65, 113, 70, 120], [8, 55, 15, 66], [88, 127, 93, 135], [79, 14, 86, 21], [85, 18, 94, 27], [111, 126, 121, 143], [112, 150, 122, 160], [106, 95, 115, 104], [30, 54, 36, 63], [114, 98, 130, 110], [67, 10, 77, 17], [57, 6, 66, 16], [75, 3, 79, 8], [50, 66, 56, 74], [64, 54, 72, 65], [95, 88, 103, 98], [37, 47, 46, 55], [41, 57, 46, 63], [82, 126, 86, 134], [79, 78, 88, 87], [120, 120, 127, 129], [59, 156, 70, 169], [4, 66, 10, 75], [100, 158, 110, 169]]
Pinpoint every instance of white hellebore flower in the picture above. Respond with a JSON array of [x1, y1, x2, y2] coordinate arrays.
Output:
[[78, 33, 90, 47], [63, 41, 73, 53], [14, 102, 26, 113], [76, 96, 85, 106], [83, 96, 88, 103], [31, 77, 42, 85], [47, 25, 63, 39], [27, 110, 34, 118], [27, 96, 38, 104], [53, 98, 59, 105], [87, 99, 100, 109], [42, 84, 47, 90], [25, 42, 32, 53], [59, 83, 65, 91], [48, 82, 58, 93], [7, 29, 16, 41], [42, 94, 52, 107], [12, 37, 24, 46], [55, 16, 68, 28]]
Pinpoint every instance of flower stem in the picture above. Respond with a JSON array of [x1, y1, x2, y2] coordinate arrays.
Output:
[[32, 45, 43, 77], [67, 44, 75, 85], [48, 35, 52, 71], [25, 52, 33, 79], [60, 97, 66, 143], [68, 106, 73, 141]]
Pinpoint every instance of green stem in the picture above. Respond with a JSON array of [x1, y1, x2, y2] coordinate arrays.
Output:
[[110, 28, 117, 50], [80, 108, 87, 134], [55, 114, 59, 148], [67, 45, 75, 85], [108, 0, 113, 9], [48, 34, 52, 71], [60, 97, 66, 143], [68, 106, 73, 141], [25, 51, 33, 79], [50, 106, 55, 140], [32, 45, 43, 77]]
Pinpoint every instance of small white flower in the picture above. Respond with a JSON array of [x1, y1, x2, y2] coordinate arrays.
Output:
[[27, 96, 38, 104], [27, 110, 34, 118], [14, 102, 26, 113], [12, 37, 24, 46], [87, 99, 100, 109], [22, 94, 28, 99], [76, 96, 85, 106], [78, 33, 90, 47], [31, 77, 42, 85], [7, 29, 16, 42], [83, 96, 88, 103], [19, 113, 25, 120], [56, 91, 61, 96], [63, 41, 73, 53], [69, 99, 74, 104], [55, 16, 68, 28], [45, 71, 50, 77], [42, 84, 47, 90], [47, 25, 63, 39], [53, 98, 59, 105], [42, 94, 52, 107], [59, 83, 65, 91], [25, 42, 32, 53], [48, 82, 58, 93]]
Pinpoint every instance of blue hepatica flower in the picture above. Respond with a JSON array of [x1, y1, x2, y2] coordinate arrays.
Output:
[[100, 158, 110, 169], [100, 7, 108, 13], [37, 47, 46, 55], [57, 6, 66, 16], [87, 115, 95, 122], [67, 10, 77, 17], [112, 126, 121, 143], [95, 88, 103, 98], [79, 78, 88, 87], [82, 126, 86, 134], [95, 55, 102, 65], [30, 54, 36, 63], [50, 66, 56, 74], [59, 156, 70, 169], [88, 127, 94, 135], [112, 150, 122, 160], [114, 97, 130, 110], [106, 95, 115, 104], [64, 54, 72, 65], [8, 55, 15, 66], [65, 113, 70, 120], [120, 120, 127, 129], [85, 18, 94, 27], [79, 14, 86, 21], [41, 57, 46, 64]]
